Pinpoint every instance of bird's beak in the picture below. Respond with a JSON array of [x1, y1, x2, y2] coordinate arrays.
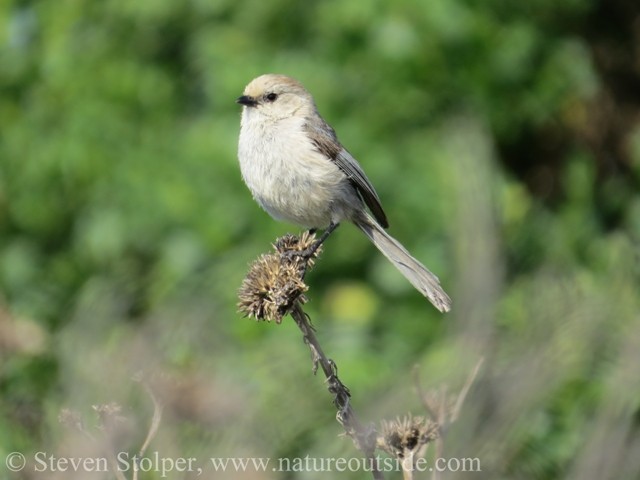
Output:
[[236, 95, 258, 107]]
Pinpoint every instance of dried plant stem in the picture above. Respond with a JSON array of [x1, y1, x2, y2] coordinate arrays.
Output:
[[137, 382, 163, 458], [239, 234, 480, 480], [108, 452, 128, 480], [290, 301, 383, 480], [402, 467, 414, 480], [450, 358, 483, 424], [413, 358, 484, 480], [132, 381, 164, 480], [433, 390, 446, 480]]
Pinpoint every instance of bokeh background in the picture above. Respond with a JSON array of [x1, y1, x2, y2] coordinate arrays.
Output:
[[1, 0, 640, 478]]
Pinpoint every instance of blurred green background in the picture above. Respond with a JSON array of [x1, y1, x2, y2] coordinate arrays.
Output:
[[1, 0, 640, 478]]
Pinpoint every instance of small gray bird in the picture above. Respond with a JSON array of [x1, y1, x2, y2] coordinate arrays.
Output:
[[236, 74, 451, 312]]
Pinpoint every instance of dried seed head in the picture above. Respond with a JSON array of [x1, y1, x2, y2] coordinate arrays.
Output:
[[274, 231, 322, 269], [93, 402, 126, 431], [377, 415, 439, 459], [238, 233, 321, 323], [58, 408, 84, 431]]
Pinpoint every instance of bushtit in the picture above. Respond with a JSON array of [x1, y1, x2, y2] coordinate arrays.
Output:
[[236, 74, 451, 312]]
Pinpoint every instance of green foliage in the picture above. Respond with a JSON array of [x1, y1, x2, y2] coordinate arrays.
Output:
[[1, 0, 639, 479]]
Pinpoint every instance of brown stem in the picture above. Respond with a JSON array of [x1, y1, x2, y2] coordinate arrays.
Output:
[[290, 301, 383, 480]]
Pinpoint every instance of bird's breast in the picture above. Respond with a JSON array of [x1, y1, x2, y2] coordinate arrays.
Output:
[[238, 115, 351, 227]]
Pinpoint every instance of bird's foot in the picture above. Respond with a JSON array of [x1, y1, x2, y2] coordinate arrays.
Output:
[[280, 224, 339, 263]]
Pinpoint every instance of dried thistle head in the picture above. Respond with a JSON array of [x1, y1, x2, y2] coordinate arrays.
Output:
[[237, 232, 321, 323], [58, 408, 84, 432], [93, 402, 126, 431], [377, 415, 439, 460], [274, 231, 322, 270]]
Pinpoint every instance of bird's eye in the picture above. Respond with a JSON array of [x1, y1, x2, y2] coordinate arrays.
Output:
[[265, 93, 278, 102]]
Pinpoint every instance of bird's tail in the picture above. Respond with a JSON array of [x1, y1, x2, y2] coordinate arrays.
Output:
[[353, 213, 452, 312]]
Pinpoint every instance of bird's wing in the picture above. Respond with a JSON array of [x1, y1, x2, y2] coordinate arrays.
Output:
[[304, 117, 389, 228]]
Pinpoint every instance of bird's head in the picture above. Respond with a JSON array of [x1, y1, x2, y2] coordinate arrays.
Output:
[[237, 74, 316, 120]]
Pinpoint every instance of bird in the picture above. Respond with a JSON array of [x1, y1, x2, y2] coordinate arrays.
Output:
[[236, 74, 451, 312]]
